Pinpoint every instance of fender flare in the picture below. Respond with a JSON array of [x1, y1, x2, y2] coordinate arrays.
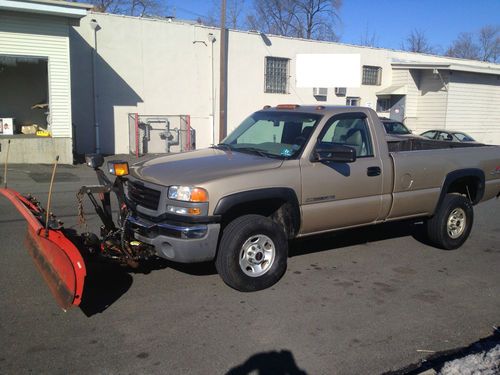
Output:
[[435, 168, 485, 211], [213, 187, 301, 236]]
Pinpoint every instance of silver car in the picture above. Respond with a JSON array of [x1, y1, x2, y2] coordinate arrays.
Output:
[[421, 129, 476, 143]]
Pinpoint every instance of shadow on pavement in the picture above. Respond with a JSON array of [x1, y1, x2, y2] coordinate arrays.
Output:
[[226, 350, 307, 375], [289, 220, 431, 257], [79, 259, 217, 317], [73, 220, 433, 316], [79, 259, 133, 317]]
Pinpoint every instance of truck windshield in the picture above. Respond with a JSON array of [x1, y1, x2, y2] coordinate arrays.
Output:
[[382, 121, 411, 135], [219, 111, 322, 158]]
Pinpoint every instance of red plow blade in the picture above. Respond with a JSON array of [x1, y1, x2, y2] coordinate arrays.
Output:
[[0, 188, 86, 310]]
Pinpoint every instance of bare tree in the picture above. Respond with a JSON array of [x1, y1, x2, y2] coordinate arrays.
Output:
[[401, 29, 435, 54], [478, 25, 500, 63], [446, 32, 481, 60], [83, 0, 165, 16], [199, 0, 246, 29], [247, 0, 342, 41], [359, 24, 378, 47], [295, 0, 342, 40], [87, 0, 125, 13], [247, 0, 299, 36]]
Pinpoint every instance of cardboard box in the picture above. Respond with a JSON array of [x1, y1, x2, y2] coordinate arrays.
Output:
[[0, 118, 14, 135], [21, 124, 39, 135]]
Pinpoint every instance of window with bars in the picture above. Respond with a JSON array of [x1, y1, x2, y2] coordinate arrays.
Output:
[[376, 97, 392, 112], [362, 65, 382, 85], [265, 57, 289, 94]]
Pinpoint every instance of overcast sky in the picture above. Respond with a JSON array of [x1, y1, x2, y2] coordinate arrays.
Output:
[[167, 0, 500, 53]]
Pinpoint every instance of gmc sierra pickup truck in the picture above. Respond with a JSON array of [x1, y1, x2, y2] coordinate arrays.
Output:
[[124, 105, 500, 292]]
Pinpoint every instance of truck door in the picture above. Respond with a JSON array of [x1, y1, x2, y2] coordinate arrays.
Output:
[[300, 112, 384, 234]]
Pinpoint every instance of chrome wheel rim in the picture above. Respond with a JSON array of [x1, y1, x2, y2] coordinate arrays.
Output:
[[447, 208, 466, 239], [239, 234, 276, 277]]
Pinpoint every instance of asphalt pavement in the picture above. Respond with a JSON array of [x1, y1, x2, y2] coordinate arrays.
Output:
[[0, 159, 499, 374]]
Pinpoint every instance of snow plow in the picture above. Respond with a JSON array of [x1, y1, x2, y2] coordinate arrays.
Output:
[[1, 148, 154, 311], [0, 186, 86, 310]]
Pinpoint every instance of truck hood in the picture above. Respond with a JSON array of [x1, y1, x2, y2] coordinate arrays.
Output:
[[129, 148, 284, 186]]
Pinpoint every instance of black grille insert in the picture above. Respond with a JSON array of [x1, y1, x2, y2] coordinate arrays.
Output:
[[128, 181, 161, 210]]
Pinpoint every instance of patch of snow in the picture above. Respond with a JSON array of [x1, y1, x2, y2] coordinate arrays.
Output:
[[439, 344, 500, 375]]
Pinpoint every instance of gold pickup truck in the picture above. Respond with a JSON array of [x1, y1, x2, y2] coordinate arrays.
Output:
[[126, 105, 500, 292]]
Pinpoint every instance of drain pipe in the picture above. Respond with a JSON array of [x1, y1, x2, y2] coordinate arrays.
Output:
[[90, 19, 101, 154], [208, 33, 216, 145]]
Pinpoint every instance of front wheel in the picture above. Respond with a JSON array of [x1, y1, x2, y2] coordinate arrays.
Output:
[[425, 193, 474, 250], [215, 215, 288, 292]]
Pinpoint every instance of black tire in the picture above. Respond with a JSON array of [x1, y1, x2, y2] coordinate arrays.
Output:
[[215, 214, 288, 292], [425, 193, 473, 250]]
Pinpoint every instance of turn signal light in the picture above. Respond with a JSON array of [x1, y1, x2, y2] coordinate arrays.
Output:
[[190, 188, 208, 203]]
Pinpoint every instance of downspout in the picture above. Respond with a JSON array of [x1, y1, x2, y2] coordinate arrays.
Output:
[[209, 33, 216, 145], [218, 0, 227, 141], [90, 19, 100, 154]]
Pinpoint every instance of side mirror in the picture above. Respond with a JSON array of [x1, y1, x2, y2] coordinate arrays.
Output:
[[313, 143, 356, 163], [85, 154, 104, 169]]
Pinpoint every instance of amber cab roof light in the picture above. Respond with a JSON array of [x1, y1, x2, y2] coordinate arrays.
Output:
[[276, 104, 300, 110]]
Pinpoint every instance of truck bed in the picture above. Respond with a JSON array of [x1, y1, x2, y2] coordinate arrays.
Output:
[[387, 138, 485, 153], [386, 141, 500, 220]]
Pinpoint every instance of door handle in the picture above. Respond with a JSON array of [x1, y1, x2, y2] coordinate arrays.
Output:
[[367, 166, 381, 177]]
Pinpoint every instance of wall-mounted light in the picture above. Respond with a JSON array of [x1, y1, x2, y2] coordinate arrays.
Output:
[[89, 18, 100, 31]]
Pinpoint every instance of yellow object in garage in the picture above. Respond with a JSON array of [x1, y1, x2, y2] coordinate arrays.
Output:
[[36, 130, 51, 137]]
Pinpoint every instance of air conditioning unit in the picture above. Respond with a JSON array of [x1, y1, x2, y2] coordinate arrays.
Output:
[[335, 87, 346, 96], [313, 87, 328, 97]]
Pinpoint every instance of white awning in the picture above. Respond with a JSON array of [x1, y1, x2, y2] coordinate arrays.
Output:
[[376, 85, 407, 96], [0, 0, 91, 18], [391, 61, 500, 76]]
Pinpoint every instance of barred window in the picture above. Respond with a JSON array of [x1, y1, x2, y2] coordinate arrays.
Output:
[[265, 57, 289, 94], [376, 97, 392, 112], [362, 65, 382, 85]]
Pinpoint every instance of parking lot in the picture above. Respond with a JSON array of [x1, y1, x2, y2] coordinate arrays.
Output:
[[0, 161, 499, 374]]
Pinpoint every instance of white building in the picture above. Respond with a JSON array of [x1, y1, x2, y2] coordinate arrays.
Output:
[[0, 0, 91, 163], [1, 6, 500, 163], [70, 13, 500, 156]]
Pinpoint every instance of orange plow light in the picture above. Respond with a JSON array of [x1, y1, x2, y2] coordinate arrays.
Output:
[[108, 161, 129, 176]]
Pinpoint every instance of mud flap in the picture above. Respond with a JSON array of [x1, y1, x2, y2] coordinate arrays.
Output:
[[0, 188, 86, 310]]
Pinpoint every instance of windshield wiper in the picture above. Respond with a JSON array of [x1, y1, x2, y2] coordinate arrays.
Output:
[[212, 143, 233, 151], [233, 147, 278, 158]]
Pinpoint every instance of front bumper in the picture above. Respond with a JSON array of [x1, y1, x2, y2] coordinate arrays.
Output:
[[126, 215, 220, 263]]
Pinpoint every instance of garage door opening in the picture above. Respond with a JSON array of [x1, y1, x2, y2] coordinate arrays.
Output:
[[0, 55, 50, 136]]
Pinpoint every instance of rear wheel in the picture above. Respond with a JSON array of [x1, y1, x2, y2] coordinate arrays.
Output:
[[425, 193, 473, 250], [215, 215, 288, 292]]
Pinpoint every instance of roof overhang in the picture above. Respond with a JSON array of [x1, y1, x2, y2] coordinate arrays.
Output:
[[0, 0, 92, 18], [376, 84, 407, 96], [392, 61, 500, 76]]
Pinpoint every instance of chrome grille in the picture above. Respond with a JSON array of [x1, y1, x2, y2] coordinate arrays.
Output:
[[128, 181, 161, 210]]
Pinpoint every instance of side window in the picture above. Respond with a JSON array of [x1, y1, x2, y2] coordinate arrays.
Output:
[[438, 132, 452, 141], [319, 115, 374, 157], [422, 131, 437, 139]]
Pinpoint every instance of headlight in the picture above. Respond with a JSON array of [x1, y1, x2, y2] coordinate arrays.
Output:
[[168, 186, 208, 202]]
